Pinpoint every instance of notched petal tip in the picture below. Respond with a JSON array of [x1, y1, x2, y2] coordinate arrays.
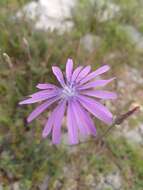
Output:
[[101, 64, 110, 70], [18, 101, 23, 105], [103, 64, 110, 68], [52, 66, 56, 70], [36, 83, 48, 89], [67, 58, 73, 62], [108, 77, 117, 86], [42, 132, 47, 138], [27, 117, 32, 123], [52, 65, 59, 70], [19, 100, 26, 105], [96, 64, 111, 75], [66, 58, 74, 81], [36, 84, 41, 88], [66, 58, 73, 70], [52, 66, 60, 74], [108, 77, 116, 83]]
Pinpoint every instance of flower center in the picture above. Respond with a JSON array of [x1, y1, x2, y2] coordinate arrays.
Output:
[[62, 85, 76, 98]]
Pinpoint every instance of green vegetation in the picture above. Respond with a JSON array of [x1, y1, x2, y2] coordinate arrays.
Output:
[[0, 0, 143, 189]]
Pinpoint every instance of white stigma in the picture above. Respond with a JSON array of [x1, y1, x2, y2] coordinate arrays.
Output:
[[62, 85, 76, 98]]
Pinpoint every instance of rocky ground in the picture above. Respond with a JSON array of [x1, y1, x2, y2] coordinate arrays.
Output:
[[0, 0, 143, 189]]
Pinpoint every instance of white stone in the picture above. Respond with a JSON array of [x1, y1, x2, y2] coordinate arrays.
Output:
[[80, 34, 101, 52], [123, 25, 142, 43], [96, 0, 120, 22], [0, 185, 3, 190], [123, 126, 143, 144], [97, 171, 122, 190], [116, 121, 143, 145], [105, 172, 122, 190], [39, 175, 50, 190], [123, 25, 143, 51], [16, 0, 76, 32], [13, 182, 20, 190]]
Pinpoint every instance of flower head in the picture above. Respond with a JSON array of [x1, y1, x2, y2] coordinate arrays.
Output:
[[19, 58, 117, 144]]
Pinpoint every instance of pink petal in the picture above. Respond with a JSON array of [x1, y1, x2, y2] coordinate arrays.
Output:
[[77, 95, 113, 125], [72, 100, 96, 136], [52, 66, 65, 87], [81, 90, 117, 99], [71, 66, 83, 82], [42, 111, 55, 138], [36, 83, 58, 90], [76, 66, 91, 83], [79, 65, 110, 85], [67, 100, 79, 144], [78, 78, 115, 90], [66, 58, 73, 82], [42, 100, 65, 138], [52, 101, 66, 144], [27, 96, 60, 123], [19, 91, 59, 104], [72, 100, 90, 136], [29, 90, 58, 98]]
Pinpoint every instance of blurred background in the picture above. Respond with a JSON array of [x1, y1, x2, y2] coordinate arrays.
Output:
[[0, 0, 143, 189]]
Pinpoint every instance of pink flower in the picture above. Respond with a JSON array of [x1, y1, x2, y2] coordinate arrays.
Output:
[[19, 58, 117, 144]]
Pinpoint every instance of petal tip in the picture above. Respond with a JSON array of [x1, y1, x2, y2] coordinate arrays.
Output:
[[36, 84, 40, 88], [27, 117, 32, 123], [52, 66, 58, 72], [52, 66, 56, 71], [42, 132, 47, 138], [67, 58, 73, 61], [103, 64, 110, 68], [19, 101, 24, 105]]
